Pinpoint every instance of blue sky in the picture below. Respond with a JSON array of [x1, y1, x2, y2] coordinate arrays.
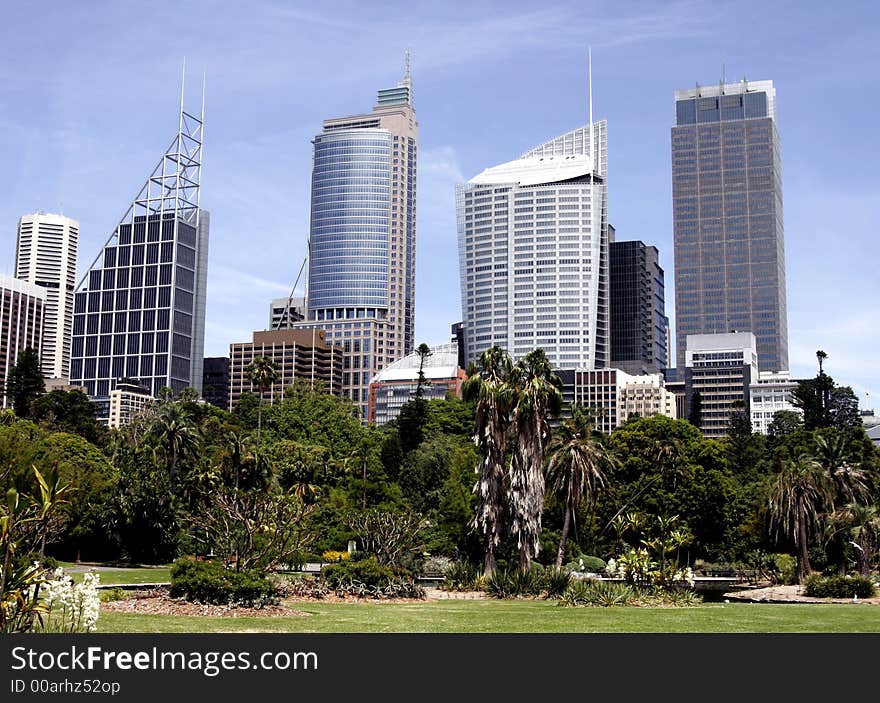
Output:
[[1, 1, 878, 409]]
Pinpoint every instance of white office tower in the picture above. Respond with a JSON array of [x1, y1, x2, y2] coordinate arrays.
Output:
[[15, 213, 79, 379], [456, 120, 609, 369]]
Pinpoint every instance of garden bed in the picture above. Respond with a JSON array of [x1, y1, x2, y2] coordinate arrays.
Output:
[[100, 588, 309, 617]]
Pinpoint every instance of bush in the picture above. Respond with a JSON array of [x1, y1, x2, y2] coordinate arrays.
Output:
[[443, 562, 484, 592], [169, 558, 277, 607], [486, 568, 545, 599], [321, 556, 398, 587], [559, 579, 634, 607], [322, 550, 350, 563], [772, 554, 797, 585], [544, 569, 573, 599], [803, 574, 876, 599]]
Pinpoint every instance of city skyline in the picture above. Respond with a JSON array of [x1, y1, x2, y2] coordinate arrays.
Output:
[[1, 1, 877, 408]]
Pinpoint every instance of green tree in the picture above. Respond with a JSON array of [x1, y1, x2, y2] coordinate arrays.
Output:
[[545, 406, 614, 569], [148, 402, 199, 488], [246, 356, 278, 443], [508, 348, 562, 570], [767, 410, 804, 445], [4, 347, 44, 418], [231, 392, 260, 430], [31, 390, 104, 445], [397, 343, 434, 453], [768, 452, 834, 584], [462, 346, 516, 577]]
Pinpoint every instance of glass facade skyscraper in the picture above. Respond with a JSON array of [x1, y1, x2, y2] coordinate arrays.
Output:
[[457, 122, 609, 370], [672, 80, 787, 372], [610, 238, 668, 375], [294, 70, 417, 420], [70, 94, 207, 421]]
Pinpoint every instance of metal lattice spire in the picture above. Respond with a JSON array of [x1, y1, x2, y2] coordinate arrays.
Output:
[[76, 66, 204, 291]]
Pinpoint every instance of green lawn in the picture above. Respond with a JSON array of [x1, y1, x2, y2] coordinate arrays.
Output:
[[64, 565, 172, 586], [96, 599, 880, 633]]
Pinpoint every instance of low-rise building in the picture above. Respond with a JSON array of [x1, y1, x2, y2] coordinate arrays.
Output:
[[685, 332, 758, 439], [368, 343, 466, 426], [749, 371, 802, 434], [108, 379, 153, 428], [563, 367, 677, 435]]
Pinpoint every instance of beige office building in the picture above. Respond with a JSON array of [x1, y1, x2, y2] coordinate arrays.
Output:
[[0, 275, 46, 408], [228, 328, 342, 411], [15, 213, 78, 380]]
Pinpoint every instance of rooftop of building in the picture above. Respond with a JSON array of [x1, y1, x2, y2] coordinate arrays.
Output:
[[467, 124, 604, 187], [0, 274, 47, 298], [372, 343, 462, 383], [674, 79, 775, 101], [686, 331, 757, 351]]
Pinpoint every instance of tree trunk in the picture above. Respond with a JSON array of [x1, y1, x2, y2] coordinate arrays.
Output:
[[483, 541, 496, 580], [555, 508, 572, 571], [796, 497, 812, 585]]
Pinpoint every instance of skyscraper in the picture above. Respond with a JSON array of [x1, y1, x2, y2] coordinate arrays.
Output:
[[672, 79, 787, 372], [70, 87, 208, 421], [293, 64, 417, 420], [0, 275, 45, 409], [15, 213, 79, 380], [457, 120, 609, 369], [610, 238, 668, 375]]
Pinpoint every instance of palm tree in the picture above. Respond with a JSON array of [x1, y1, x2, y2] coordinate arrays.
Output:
[[149, 402, 199, 488], [462, 346, 516, 578], [507, 349, 562, 571], [816, 350, 827, 375], [545, 406, 614, 570], [827, 503, 880, 577], [768, 452, 834, 584], [247, 356, 278, 443], [814, 432, 870, 574]]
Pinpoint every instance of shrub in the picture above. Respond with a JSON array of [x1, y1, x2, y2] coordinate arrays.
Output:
[[443, 562, 484, 592], [772, 554, 797, 585], [321, 556, 398, 587], [559, 579, 634, 607], [579, 556, 607, 573], [322, 550, 350, 563], [169, 558, 277, 607], [486, 568, 544, 599], [544, 569, 573, 599], [421, 555, 453, 575], [99, 587, 127, 603], [803, 574, 876, 599]]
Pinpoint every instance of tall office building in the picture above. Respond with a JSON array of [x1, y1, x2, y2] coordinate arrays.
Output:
[[70, 91, 208, 421], [610, 238, 668, 375], [15, 213, 79, 380], [269, 296, 306, 330], [293, 65, 417, 419], [457, 120, 609, 369], [0, 275, 45, 409], [672, 79, 787, 373]]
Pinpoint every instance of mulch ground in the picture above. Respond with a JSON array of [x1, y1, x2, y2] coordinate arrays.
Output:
[[724, 584, 880, 604], [100, 589, 309, 617]]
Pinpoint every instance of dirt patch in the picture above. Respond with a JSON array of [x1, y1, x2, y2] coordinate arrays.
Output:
[[725, 584, 880, 604]]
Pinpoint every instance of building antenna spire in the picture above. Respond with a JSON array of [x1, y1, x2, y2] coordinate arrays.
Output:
[[588, 46, 595, 176], [180, 57, 186, 119]]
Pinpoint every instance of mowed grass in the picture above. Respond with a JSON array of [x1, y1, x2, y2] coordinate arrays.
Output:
[[96, 599, 880, 633], [64, 565, 172, 586]]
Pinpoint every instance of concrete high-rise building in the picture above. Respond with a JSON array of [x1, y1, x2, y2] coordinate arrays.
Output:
[[610, 239, 668, 375], [15, 213, 79, 380], [70, 89, 208, 422], [457, 120, 609, 370], [672, 79, 787, 373], [108, 379, 153, 428], [293, 64, 417, 420], [749, 370, 802, 435], [0, 275, 45, 409], [685, 331, 758, 438]]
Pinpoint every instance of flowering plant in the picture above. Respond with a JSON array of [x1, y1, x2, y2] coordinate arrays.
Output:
[[35, 568, 101, 633]]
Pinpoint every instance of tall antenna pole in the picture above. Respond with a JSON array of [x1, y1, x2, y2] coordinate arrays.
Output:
[[588, 47, 594, 175]]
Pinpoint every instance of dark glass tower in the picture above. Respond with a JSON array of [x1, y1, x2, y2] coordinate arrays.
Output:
[[671, 80, 787, 372], [610, 239, 668, 375], [70, 90, 207, 421]]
